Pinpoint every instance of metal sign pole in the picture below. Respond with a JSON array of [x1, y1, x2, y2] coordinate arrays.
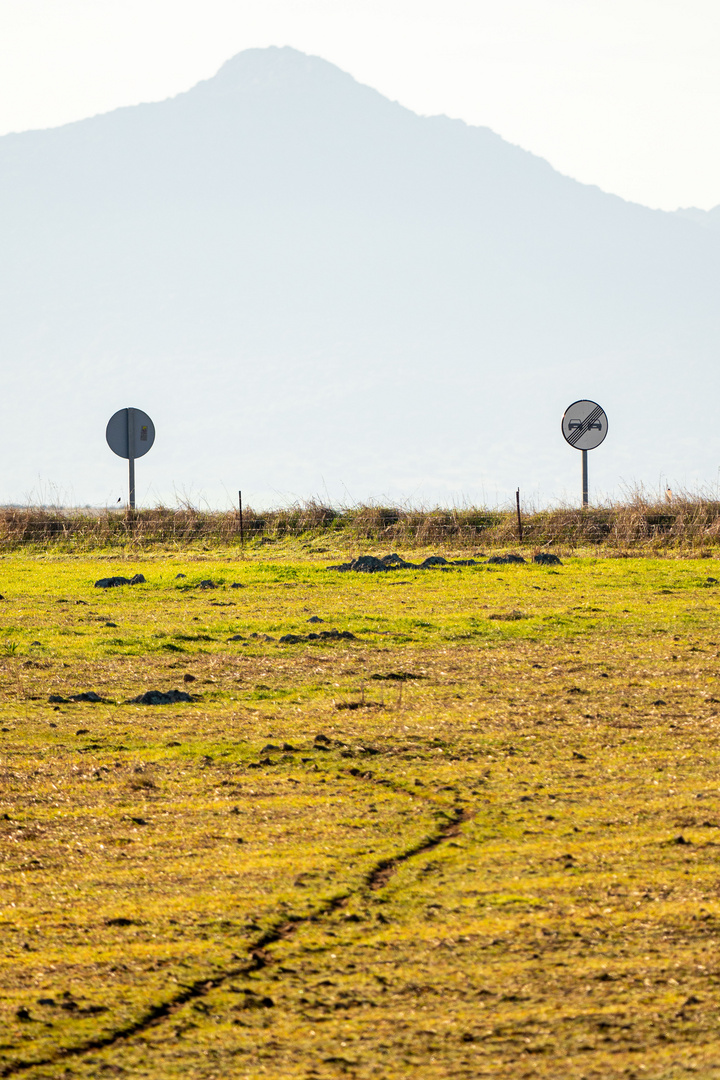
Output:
[[582, 450, 588, 508], [238, 490, 244, 549], [127, 407, 136, 510]]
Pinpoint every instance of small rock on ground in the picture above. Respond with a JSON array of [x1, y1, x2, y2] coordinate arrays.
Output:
[[329, 553, 479, 573], [48, 691, 104, 703], [279, 629, 356, 643], [130, 689, 193, 705], [94, 574, 146, 588]]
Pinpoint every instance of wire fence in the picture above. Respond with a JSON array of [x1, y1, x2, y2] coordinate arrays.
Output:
[[2, 498, 720, 553]]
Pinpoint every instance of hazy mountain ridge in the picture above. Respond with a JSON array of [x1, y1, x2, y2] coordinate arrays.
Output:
[[1, 46, 719, 507], [676, 205, 720, 231]]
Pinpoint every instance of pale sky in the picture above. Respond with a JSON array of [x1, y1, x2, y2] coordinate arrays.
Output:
[[0, 0, 719, 211]]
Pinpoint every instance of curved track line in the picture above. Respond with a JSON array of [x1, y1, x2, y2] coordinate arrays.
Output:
[[1, 800, 470, 1078]]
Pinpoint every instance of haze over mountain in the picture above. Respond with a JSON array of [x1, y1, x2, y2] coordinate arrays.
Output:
[[676, 205, 720, 232], [1, 46, 719, 508]]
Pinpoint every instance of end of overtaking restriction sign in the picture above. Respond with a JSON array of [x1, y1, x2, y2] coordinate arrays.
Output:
[[561, 400, 608, 451]]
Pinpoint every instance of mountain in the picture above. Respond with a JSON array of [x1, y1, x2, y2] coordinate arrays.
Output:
[[1, 46, 719, 508], [676, 205, 720, 232]]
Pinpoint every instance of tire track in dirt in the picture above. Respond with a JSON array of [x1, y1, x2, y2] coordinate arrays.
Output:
[[366, 804, 470, 891], [0, 786, 470, 1078]]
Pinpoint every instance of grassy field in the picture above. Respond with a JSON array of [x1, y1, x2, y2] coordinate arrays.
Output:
[[2, 543, 720, 1078]]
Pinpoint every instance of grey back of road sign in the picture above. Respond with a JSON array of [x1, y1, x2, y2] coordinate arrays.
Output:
[[561, 400, 608, 451], [106, 408, 155, 459]]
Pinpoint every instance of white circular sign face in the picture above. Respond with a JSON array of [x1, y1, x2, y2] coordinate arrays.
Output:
[[561, 400, 608, 451], [106, 408, 155, 459]]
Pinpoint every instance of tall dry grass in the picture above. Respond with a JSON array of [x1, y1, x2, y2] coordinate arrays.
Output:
[[2, 494, 720, 553]]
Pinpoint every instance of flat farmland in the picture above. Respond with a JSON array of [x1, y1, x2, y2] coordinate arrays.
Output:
[[2, 548, 720, 1079]]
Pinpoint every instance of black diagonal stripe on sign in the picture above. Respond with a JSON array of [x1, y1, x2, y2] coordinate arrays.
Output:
[[567, 406, 601, 444], [569, 406, 604, 444], [567, 410, 601, 445], [567, 404, 603, 445]]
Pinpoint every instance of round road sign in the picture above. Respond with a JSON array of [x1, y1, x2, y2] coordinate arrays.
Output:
[[561, 400, 608, 451], [106, 408, 155, 460]]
